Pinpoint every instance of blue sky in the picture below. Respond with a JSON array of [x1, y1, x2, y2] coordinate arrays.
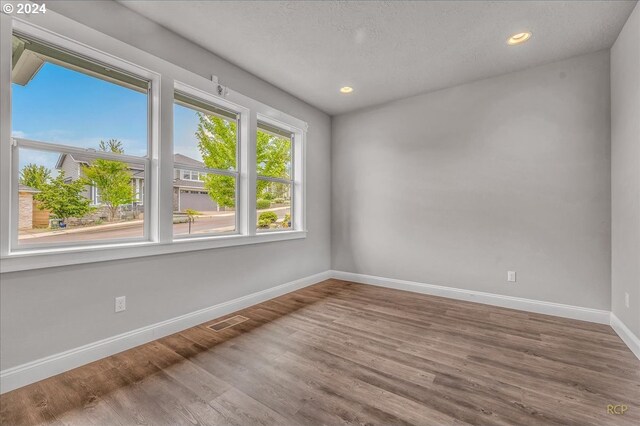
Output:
[[174, 103, 207, 163], [13, 62, 204, 173]]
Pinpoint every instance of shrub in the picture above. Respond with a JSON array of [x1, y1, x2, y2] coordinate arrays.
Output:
[[282, 213, 291, 228], [273, 197, 285, 204], [259, 211, 278, 224], [257, 219, 271, 228], [256, 199, 271, 210], [184, 209, 200, 225]]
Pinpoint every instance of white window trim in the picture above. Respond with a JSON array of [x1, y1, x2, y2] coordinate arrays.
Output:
[[172, 81, 246, 239], [0, 6, 307, 273], [256, 118, 300, 233], [91, 185, 100, 206]]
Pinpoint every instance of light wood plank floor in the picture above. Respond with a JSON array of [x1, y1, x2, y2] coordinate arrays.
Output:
[[1, 279, 639, 425]]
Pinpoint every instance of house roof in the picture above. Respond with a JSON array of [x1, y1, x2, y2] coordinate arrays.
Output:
[[56, 152, 145, 171], [174, 153, 204, 167], [18, 184, 40, 193], [56, 152, 201, 171], [54, 152, 142, 170], [54, 152, 209, 190]]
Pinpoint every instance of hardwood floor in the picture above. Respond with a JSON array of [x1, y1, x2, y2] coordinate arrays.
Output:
[[1, 279, 638, 425]]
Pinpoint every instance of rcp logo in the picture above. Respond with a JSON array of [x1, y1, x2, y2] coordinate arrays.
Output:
[[607, 404, 628, 415]]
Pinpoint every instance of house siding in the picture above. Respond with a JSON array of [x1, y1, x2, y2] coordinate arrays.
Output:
[[59, 155, 91, 200]]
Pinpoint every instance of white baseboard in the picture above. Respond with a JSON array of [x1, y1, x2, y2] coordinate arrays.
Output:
[[331, 270, 611, 325], [610, 313, 640, 360], [0, 270, 332, 394], [336, 269, 638, 361], [3, 269, 636, 395]]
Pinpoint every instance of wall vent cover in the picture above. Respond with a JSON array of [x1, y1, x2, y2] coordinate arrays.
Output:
[[207, 315, 249, 332]]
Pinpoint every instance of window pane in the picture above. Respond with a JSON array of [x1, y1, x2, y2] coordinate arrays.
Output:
[[257, 123, 292, 179], [257, 180, 291, 231], [173, 173, 236, 237], [174, 94, 237, 171], [17, 147, 145, 246], [11, 34, 148, 156]]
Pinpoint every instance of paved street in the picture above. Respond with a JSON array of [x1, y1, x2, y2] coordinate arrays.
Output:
[[19, 207, 289, 245]]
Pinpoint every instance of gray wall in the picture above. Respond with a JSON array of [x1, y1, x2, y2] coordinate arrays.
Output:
[[332, 50, 611, 310], [611, 4, 640, 337], [0, 1, 331, 370]]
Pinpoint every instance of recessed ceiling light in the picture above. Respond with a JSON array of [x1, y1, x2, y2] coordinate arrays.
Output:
[[507, 32, 532, 46], [340, 86, 354, 94]]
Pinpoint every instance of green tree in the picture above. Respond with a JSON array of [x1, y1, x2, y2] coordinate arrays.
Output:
[[19, 164, 51, 190], [195, 113, 291, 208], [196, 114, 236, 208], [82, 139, 134, 221], [256, 129, 290, 200], [35, 171, 94, 223]]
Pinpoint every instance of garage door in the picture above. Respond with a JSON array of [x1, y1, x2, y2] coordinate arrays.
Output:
[[179, 190, 218, 212]]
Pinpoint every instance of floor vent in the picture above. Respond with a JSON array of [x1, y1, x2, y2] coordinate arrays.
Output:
[[207, 315, 249, 332]]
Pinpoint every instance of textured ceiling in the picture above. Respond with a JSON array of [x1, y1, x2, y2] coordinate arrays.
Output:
[[120, 1, 637, 115]]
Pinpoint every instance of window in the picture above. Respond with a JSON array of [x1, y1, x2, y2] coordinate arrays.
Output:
[[91, 185, 101, 206], [173, 91, 239, 237], [1, 16, 307, 272], [11, 32, 149, 247], [135, 179, 144, 205], [256, 122, 293, 231], [179, 170, 203, 182]]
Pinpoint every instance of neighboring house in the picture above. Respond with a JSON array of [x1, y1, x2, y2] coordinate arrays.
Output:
[[56, 152, 218, 213], [18, 184, 39, 230], [172, 153, 218, 212], [55, 152, 145, 209]]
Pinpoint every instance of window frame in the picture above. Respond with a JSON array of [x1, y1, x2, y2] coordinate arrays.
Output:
[[9, 30, 154, 251], [0, 10, 308, 273], [172, 85, 243, 239], [257, 115, 306, 233], [256, 120, 295, 233]]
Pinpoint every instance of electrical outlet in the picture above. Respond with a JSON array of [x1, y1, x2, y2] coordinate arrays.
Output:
[[507, 271, 516, 282], [115, 296, 126, 313], [625, 292, 630, 308]]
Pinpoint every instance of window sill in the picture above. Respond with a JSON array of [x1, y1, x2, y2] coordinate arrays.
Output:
[[0, 231, 307, 273]]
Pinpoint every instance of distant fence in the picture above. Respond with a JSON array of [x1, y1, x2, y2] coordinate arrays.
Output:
[[32, 202, 50, 228]]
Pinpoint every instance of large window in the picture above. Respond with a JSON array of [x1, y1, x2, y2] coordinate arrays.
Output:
[[1, 16, 306, 272], [173, 92, 239, 237], [256, 122, 293, 231], [11, 32, 149, 247]]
